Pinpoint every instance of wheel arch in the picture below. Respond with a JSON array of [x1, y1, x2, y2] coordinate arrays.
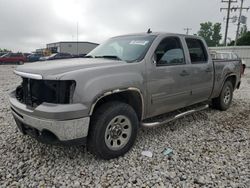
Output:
[[89, 88, 144, 121], [223, 74, 237, 90]]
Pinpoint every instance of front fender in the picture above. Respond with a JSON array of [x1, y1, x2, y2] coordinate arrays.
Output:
[[58, 62, 146, 115]]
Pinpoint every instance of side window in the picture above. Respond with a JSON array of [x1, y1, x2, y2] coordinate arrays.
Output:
[[10, 53, 18, 57], [185, 38, 208, 63], [155, 37, 185, 66]]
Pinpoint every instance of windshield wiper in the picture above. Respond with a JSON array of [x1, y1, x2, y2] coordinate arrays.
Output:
[[95, 55, 122, 60]]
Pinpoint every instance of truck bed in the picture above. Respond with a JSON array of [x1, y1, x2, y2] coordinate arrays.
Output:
[[211, 59, 241, 99]]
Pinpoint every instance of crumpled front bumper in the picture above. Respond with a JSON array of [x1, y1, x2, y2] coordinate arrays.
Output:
[[9, 91, 90, 144]]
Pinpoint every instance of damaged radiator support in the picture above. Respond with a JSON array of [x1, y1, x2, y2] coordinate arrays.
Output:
[[15, 78, 75, 107]]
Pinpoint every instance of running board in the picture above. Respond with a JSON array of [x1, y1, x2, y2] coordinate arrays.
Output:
[[141, 104, 209, 128]]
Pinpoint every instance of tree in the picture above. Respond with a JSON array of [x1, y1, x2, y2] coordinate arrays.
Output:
[[197, 22, 213, 46], [212, 23, 222, 46], [228, 25, 248, 46], [236, 31, 250, 46], [239, 25, 248, 37], [0, 48, 10, 52], [197, 22, 222, 47]]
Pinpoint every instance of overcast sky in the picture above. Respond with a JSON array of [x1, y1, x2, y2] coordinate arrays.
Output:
[[0, 0, 249, 52]]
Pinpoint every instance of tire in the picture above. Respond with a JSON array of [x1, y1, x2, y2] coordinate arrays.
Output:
[[212, 81, 233, 111], [18, 61, 24, 65], [87, 101, 139, 159]]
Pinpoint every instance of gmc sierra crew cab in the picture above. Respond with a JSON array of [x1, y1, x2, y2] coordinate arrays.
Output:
[[9, 32, 242, 159]]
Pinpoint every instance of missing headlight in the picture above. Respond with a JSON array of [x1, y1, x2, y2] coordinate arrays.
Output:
[[16, 78, 76, 107]]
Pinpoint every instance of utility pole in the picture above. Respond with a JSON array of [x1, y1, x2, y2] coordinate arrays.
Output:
[[76, 22, 79, 56], [234, 0, 249, 45], [221, 0, 237, 46], [184, 28, 192, 35]]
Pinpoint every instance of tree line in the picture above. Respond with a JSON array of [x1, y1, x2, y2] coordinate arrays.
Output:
[[0, 48, 11, 52], [197, 21, 249, 47]]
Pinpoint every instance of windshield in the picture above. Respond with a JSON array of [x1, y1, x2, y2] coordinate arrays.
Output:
[[1, 53, 10, 58], [48, 53, 57, 58], [87, 35, 156, 62]]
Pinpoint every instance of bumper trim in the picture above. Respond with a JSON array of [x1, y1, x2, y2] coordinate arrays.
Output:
[[11, 107, 90, 141]]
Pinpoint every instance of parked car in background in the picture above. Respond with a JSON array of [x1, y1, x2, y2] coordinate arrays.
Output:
[[0, 52, 9, 57], [210, 51, 246, 74], [23, 53, 31, 58], [27, 53, 43, 62], [72, 54, 86, 58], [39, 53, 72, 61], [0, 52, 26, 64]]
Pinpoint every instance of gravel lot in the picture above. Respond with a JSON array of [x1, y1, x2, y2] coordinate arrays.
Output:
[[0, 65, 249, 187]]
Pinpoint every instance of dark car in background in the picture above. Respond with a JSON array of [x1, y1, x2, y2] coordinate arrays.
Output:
[[72, 53, 86, 58], [39, 53, 72, 61], [27, 53, 43, 62], [0, 53, 26, 64]]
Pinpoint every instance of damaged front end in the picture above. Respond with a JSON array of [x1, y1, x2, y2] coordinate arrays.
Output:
[[15, 78, 76, 107]]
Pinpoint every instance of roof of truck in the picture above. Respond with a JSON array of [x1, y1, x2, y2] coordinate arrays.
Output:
[[114, 32, 200, 38]]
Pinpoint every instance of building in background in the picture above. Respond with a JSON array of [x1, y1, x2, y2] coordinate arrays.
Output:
[[46, 41, 98, 55], [35, 48, 51, 56]]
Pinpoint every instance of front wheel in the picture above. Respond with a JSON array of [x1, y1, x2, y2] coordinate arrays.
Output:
[[87, 101, 139, 159], [212, 81, 233, 111]]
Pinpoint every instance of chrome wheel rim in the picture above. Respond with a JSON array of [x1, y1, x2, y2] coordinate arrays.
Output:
[[105, 115, 132, 151], [223, 86, 231, 104]]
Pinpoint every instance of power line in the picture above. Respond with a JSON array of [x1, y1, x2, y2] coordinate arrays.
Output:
[[184, 28, 192, 35], [221, 0, 237, 46], [233, 0, 249, 45]]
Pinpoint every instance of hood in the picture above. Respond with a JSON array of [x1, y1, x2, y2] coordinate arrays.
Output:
[[15, 58, 126, 78]]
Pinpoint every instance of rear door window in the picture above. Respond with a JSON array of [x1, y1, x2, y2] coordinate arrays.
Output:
[[185, 38, 208, 63]]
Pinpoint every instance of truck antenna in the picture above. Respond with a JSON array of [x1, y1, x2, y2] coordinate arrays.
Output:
[[147, 28, 152, 34]]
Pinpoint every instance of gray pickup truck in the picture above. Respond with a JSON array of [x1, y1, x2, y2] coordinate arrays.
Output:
[[9, 32, 242, 159]]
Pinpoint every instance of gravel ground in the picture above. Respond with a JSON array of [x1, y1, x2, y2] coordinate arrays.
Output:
[[0, 65, 249, 187]]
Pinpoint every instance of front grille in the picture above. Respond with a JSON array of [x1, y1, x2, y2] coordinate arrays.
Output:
[[16, 78, 75, 107]]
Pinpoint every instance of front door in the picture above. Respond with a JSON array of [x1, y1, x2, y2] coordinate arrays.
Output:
[[146, 36, 192, 117]]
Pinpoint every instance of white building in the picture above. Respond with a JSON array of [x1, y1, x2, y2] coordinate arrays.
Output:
[[46, 41, 98, 55]]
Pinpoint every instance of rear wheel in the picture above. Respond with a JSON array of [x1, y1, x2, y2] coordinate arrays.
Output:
[[87, 101, 138, 159], [18, 61, 24, 65], [212, 81, 233, 111]]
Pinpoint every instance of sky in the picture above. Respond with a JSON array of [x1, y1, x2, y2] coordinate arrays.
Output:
[[0, 0, 249, 52]]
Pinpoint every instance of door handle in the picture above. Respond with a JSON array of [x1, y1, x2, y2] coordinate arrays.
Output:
[[180, 70, 190, 76]]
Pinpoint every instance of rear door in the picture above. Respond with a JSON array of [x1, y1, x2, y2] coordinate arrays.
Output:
[[146, 36, 192, 117], [184, 38, 214, 105]]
